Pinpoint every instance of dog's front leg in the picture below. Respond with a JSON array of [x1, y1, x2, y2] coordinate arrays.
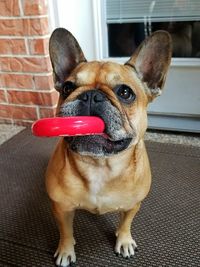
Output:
[[53, 204, 76, 267], [115, 202, 141, 258]]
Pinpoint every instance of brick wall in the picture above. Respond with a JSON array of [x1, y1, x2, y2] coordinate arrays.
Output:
[[0, 0, 58, 125]]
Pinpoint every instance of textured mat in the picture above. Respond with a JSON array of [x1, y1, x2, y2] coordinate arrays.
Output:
[[0, 129, 200, 267]]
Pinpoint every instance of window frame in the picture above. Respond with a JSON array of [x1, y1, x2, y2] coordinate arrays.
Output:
[[93, 0, 200, 67]]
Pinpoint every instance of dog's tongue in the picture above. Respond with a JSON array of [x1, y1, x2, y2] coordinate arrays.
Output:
[[32, 116, 105, 137]]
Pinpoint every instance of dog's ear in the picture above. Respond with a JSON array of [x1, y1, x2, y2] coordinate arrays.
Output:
[[49, 28, 86, 90], [125, 31, 172, 101]]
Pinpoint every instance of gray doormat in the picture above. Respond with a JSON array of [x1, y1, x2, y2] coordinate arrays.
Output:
[[0, 129, 200, 267]]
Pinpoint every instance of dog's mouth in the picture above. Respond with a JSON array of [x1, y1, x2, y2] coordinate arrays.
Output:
[[59, 98, 134, 156], [64, 114, 133, 156], [65, 134, 132, 156]]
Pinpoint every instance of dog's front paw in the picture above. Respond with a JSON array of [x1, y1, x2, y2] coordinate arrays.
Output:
[[115, 233, 137, 258], [54, 240, 76, 267]]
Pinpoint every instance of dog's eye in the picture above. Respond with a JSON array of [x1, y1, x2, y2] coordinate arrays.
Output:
[[114, 84, 136, 104], [61, 81, 76, 98]]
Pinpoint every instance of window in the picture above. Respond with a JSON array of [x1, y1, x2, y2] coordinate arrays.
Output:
[[106, 0, 200, 58]]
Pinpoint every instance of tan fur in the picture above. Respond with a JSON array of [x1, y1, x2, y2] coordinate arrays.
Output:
[[46, 62, 150, 266], [46, 29, 172, 266]]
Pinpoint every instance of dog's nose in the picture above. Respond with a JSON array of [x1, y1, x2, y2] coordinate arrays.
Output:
[[78, 90, 106, 103]]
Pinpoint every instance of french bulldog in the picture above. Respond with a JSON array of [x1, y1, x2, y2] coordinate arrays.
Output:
[[46, 28, 172, 267]]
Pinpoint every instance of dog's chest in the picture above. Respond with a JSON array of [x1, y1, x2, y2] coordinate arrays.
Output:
[[87, 170, 109, 206], [81, 166, 135, 214]]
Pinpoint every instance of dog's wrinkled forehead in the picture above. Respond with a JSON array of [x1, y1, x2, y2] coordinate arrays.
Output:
[[71, 61, 136, 88], [75, 64, 97, 85]]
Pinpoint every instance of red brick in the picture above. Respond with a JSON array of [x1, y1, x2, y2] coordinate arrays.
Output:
[[28, 38, 49, 55], [7, 90, 58, 106], [51, 90, 59, 105], [0, 90, 7, 103], [0, 104, 37, 120], [33, 75, 54, 90], [39, 107, 56, 118], [0, 0, 20, 16], [23, 18, 49, 36], [0, 18, 49, 36], [23, 0, 48, 16], [0, 19, 24, 36], [0, 56, 52, 73], [0, 39, 26, 54], [0, 73, 33, 89]]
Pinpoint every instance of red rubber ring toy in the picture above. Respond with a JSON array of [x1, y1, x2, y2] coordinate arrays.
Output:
[[32, 116, 105, 137]]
